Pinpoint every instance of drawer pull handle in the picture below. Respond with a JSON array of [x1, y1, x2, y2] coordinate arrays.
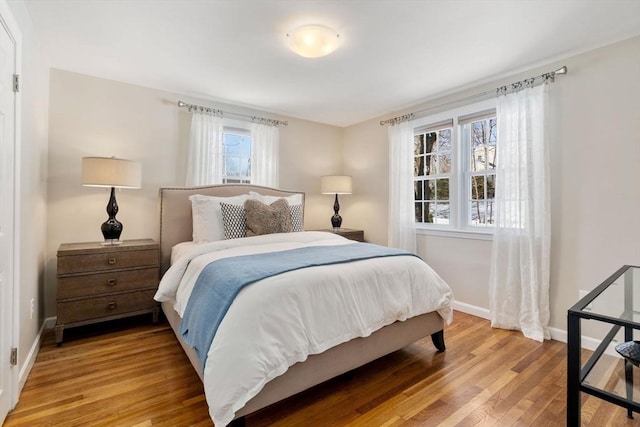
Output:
[[107, 279, 117, 286], [107, 301, 117, 310], [108, 257, 117, 265]]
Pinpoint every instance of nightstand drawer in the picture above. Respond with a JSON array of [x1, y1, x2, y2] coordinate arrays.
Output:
[[57, 267, 159, 299], [57, 289, 157, 324], [58, 249, 159, 275], [55, 239, 160, 345]]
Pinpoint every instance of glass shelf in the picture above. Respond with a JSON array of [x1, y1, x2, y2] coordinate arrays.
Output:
[[567, 265, 640, 426]]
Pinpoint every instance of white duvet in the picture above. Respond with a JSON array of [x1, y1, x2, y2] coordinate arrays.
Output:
[[155, 231, 453, 426]]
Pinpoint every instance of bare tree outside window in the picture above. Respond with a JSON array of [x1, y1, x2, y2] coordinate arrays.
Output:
[[468, 118, 497, 226], [414, 128, 452, 224], [412, 102, 497, 231]]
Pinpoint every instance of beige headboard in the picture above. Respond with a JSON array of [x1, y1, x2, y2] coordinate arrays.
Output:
[[159, 184, 305, 275]]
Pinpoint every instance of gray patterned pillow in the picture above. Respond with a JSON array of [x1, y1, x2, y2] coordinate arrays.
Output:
[[290, 204, 304, 232], [220, 202, 247, 239], [244, 198, 292, 237]]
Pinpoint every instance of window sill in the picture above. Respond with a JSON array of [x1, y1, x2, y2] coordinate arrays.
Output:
[[416, 227, 493, 241]]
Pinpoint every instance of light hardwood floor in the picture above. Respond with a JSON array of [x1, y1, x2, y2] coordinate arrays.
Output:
[[4, 311, 638, 426]]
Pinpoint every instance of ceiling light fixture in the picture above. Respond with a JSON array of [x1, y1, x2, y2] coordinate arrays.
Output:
[[287, 25, 340, 58]]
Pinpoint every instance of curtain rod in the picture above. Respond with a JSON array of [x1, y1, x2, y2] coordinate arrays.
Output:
[[379, 65, 567, 126], [177, 100, 288, 127]]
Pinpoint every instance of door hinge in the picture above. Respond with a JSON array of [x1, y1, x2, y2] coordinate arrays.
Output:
[[13, 74, 19, 93], [10, 348, 17, 366]]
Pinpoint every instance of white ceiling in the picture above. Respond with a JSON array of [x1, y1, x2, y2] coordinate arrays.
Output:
[[21, 0, 640, 127]]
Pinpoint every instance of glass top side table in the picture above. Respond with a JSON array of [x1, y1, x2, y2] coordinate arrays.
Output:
[[567, 265, 640, 426]]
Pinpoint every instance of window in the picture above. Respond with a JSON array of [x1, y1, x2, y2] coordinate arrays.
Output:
[[414, 123, 452, 224], [222, 128, 251, 183], [412, 100, 497, 233], [464, 115, 497, 227]]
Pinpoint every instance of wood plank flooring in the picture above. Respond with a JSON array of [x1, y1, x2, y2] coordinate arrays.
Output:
[[4, 311, 639, 426]]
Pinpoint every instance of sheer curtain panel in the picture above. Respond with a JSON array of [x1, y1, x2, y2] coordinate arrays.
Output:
[[489, 84, 550, 342], [250, 123, 279, 187], [388, 121, 417, 253], [186, 112, 223, 186]]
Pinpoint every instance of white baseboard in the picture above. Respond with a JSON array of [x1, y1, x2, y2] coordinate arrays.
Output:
[[548, 326, 565, 343], [17, 316, 56, 393], [452, 301, 619, 356], [452, 301, 491, 320]]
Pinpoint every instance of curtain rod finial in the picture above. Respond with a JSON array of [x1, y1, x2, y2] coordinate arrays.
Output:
[[554, 66, 567, 75]]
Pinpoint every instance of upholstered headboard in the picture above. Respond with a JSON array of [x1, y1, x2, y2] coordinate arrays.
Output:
[[158, 184, 305, 275]]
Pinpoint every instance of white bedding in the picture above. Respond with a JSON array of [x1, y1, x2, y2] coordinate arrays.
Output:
[[155, 231, 453, 426]]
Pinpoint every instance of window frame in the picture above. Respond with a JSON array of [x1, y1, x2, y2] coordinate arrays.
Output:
[[413, 122, 453, 226], [462, 111, 497, 229], [412, 99, 496, 238], [221, 124, 252, 184]]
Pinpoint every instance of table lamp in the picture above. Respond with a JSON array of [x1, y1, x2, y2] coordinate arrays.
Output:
[[320, 175, 352, 229], [81, 157, 142, 245]]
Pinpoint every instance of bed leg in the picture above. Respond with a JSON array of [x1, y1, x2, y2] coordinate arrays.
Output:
[[230, 416, 246, 427], [431, 330, 446, 352], [339, 370, 354, 382]]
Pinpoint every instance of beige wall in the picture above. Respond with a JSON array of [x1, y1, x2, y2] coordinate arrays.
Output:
[[342, 36, 640, 334], [45, 36, 640, 338], [341, 118, 389, 241], [45, 70, 343, 316]]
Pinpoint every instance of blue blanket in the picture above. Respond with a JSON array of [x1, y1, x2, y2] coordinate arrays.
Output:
[[179, 242, 417, 369]]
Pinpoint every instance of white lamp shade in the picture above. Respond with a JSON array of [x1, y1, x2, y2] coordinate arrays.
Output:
[[81, 157, 142, 189], [287, 25, 340, 58], [321, 175, 352, 195]]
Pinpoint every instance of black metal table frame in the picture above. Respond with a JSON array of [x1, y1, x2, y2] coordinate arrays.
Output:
[[567, 265, 640, 426]]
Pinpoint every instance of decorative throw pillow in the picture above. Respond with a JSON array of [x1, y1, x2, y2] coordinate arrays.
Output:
[[244, 198, 293, 237], [290, 204, 304, 232], [189, 193, 250, 242], [220, 202, 247, 239], [249, 191, 304, 231]]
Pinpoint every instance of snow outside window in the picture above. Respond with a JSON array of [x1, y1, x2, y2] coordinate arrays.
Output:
[[222, 128, 252, 184], [412, 99, 497, 235]]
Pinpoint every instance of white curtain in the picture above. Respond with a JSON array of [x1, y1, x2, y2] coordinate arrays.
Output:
[[250, 123, 279, 187], [388, 120, 417, 253], [489, 84, 550, 342], [186, 112, 224, 186]]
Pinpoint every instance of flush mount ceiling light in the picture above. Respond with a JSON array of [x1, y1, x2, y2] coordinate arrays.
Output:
[[287, 25, 340, 58]]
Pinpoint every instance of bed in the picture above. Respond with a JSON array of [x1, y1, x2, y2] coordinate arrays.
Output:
[[155, 184, 453, 426]]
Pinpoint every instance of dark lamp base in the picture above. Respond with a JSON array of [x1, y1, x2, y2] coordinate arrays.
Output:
[[100, 186, 124, 242], [330, 193, 343, 229], [101, 218, 123, 241]]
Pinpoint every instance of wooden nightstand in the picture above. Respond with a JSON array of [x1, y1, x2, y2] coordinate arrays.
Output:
[[55, 238, 160, 345], [315, 228, 365, 242]]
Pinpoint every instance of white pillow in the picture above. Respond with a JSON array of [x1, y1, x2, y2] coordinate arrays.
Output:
[[248, 191, 303, 206], [189, 193, 251, 242]]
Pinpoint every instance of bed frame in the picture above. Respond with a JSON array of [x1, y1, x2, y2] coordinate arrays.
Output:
[[158, 184, 446, 425]]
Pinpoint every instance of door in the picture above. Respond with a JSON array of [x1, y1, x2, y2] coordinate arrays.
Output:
[[0, 2, 17, 423]]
